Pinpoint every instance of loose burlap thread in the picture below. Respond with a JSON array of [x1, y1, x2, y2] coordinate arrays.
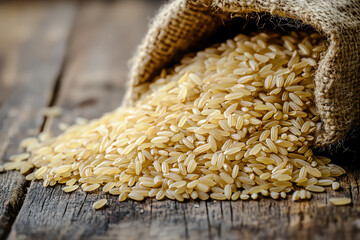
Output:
[[124, 0, 360, 148]]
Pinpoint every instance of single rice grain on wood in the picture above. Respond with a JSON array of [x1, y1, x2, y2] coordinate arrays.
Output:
[[93, 198, 108, 210], [329, 197, 351, 206]]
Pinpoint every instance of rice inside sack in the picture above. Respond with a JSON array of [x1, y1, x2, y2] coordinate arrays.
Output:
[[4, 31, 346, 204]]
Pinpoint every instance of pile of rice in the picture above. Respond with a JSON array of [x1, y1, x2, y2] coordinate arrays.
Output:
[[3, 31, 346, 208]]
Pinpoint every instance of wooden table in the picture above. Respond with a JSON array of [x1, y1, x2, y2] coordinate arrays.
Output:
[[0, 1, 359, 239]]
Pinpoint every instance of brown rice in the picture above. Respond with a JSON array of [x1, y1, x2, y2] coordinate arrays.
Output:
[[2, 31, 347, 209]]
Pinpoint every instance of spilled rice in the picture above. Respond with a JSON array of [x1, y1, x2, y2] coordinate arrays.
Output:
[[329, 197, 351, 206], [92, 198, 108, 210], [2, 31, 349, 208]]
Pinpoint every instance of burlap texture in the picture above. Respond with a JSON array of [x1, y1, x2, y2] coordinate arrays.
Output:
[[125, 0, 360, 148]]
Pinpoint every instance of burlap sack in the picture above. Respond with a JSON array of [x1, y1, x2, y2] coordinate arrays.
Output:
[[124, 0, 360, 148]]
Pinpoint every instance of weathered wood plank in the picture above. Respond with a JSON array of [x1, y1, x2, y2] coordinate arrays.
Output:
[[4, 1, 360, 240], [8, 0, 162, 239], [0, 1, 77, 239]]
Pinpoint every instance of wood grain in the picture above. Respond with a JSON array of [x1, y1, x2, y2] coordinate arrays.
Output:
[[0, 1, 76, 239], [7, 0, 162, 239], [0, 1, 359, 240]]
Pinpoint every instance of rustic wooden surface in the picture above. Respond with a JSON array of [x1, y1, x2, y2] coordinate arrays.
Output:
[[0, 0, 359, 240]]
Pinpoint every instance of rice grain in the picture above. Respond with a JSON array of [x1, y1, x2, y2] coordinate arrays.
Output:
[[2, 31, 344, 207], [329, 197, 351, 206], [93, 198, 108, 210]]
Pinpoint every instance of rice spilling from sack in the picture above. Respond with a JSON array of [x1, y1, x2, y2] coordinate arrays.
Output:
[[3, 31, 346, 206]]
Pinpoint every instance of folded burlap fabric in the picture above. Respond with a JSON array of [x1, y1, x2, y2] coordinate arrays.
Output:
[[124, 0, 360, 148]]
